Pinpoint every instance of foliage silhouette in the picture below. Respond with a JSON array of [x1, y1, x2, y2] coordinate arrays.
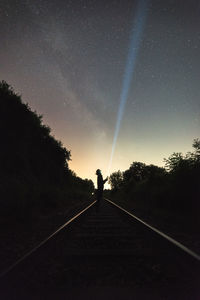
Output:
[[108, 170, 123, 191], [0, 81, 94, 219], [109, 140, 200, 216]]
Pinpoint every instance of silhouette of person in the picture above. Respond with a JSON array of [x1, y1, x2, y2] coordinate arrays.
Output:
[[96, 169, 108, 211]]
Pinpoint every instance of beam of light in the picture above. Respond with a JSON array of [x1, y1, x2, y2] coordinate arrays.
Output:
[[107, 0, 149, 175]]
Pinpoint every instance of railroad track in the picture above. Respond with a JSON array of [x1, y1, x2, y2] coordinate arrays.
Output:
[[0, 199, 199, 300]]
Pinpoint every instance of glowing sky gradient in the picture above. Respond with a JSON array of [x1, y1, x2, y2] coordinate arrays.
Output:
[[1, 0, 200, 187]]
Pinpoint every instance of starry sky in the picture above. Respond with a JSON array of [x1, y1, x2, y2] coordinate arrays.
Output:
[[0, 0, 200, 187]]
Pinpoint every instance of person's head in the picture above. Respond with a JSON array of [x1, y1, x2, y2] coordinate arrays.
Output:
[[96, 169, 101, 175]]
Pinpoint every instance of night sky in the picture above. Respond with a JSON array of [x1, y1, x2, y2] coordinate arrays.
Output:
[[1, 0, 200, 187]]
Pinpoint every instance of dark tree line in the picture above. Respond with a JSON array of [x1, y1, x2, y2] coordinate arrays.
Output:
[[109, 140, 200, 214], [0, 81, 94, 217]]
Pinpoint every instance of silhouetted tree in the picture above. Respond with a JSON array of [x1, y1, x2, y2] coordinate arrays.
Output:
[[0, 81, 94, 215], [109, 170, 123, 191], [193, 138, 200, 162], [109, 139, 200, 214], [1, 83, 70, 186], [164, 152, 184, 172], [123, 162, 143, 182]]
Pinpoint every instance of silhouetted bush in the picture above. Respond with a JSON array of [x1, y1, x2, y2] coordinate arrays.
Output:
[[0, 81, 94, 219], [109, 140, 200, 216]]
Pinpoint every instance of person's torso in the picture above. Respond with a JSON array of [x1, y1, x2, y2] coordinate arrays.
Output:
[[97, 174, 103, 190]]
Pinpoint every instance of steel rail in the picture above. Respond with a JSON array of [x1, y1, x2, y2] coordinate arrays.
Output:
[[0, 200, 96, 278], [105, 198, 200, 262]]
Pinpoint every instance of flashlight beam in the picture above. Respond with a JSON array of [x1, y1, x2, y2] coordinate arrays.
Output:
[[107, 0, 149, 175]]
